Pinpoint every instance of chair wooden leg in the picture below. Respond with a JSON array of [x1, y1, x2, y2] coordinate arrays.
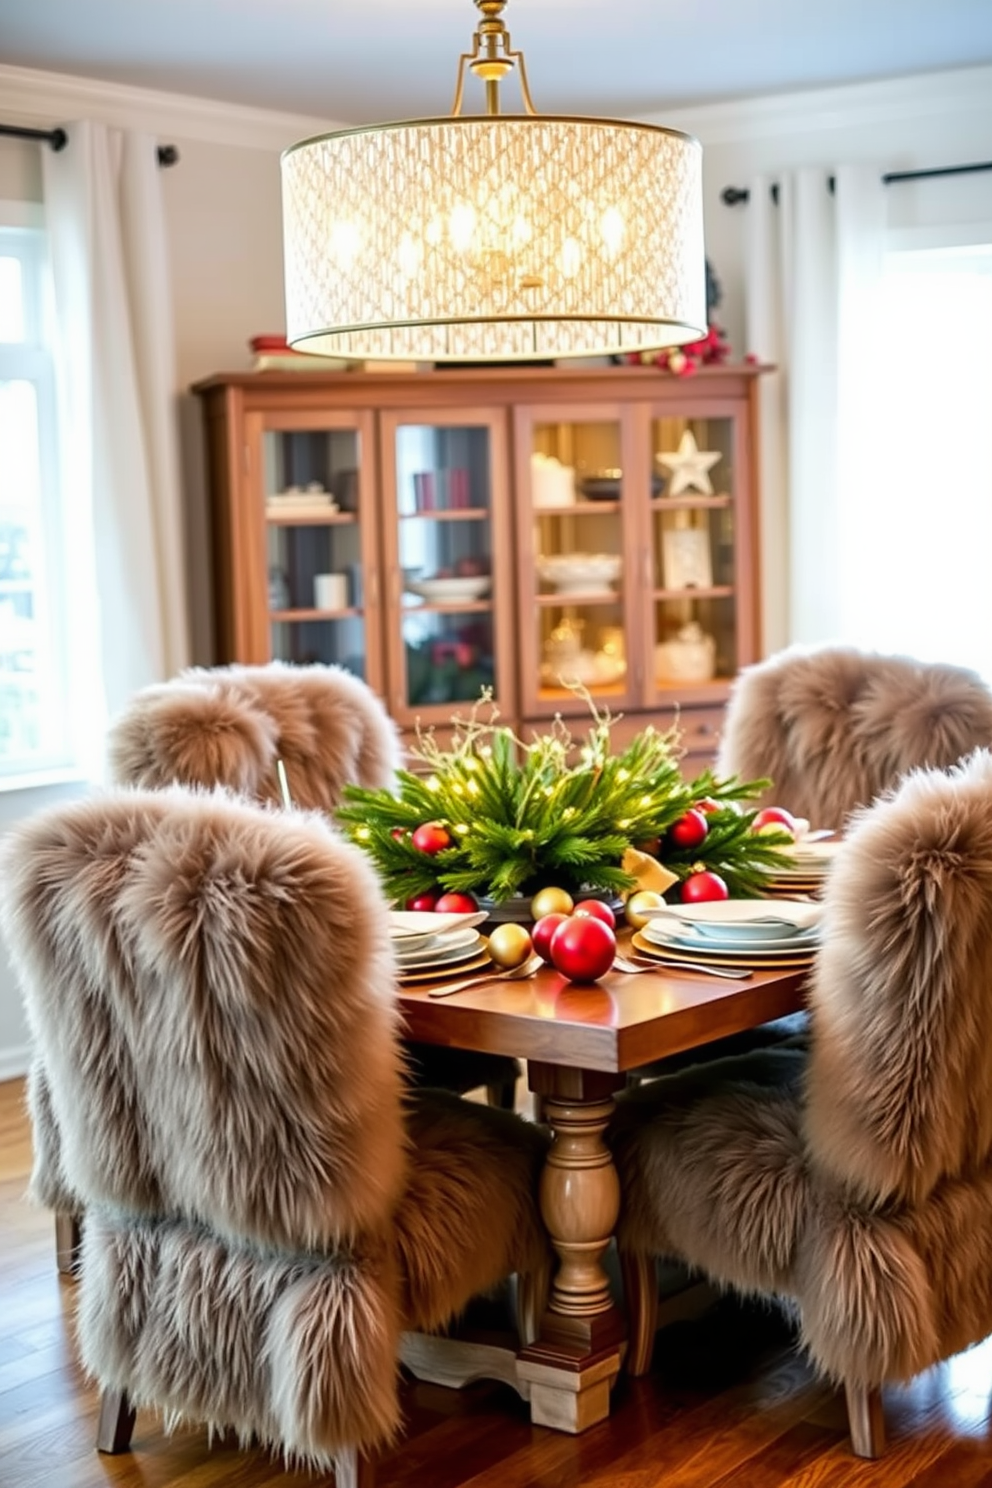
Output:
[[486, 1078, 518, 1110], [97, 1388, 136, 1453], [335, 1446, 376, 1487], [845, 1381, 885, 1458], [620, 1250, 658, 1376], [55, 1210, 82, 1276]]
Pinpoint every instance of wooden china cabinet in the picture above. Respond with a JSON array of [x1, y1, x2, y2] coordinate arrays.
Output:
[[192, 363, 768, 767]]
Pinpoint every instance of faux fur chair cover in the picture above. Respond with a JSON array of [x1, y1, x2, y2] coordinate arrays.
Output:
[[610, 749, 992, 1390], [0, 789, 549, 1468], [107, 661, 520, 1100], [716, 645, 992, 829], [107, 660, 402, 808]]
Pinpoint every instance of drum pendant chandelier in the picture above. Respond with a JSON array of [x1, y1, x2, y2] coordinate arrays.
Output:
[[281, 0, 706, 363]]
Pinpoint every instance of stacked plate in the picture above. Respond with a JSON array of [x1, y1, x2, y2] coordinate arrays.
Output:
[[632, 898, 821, 973], [763, 837, 843, 898], [389, 910, 491, 983]]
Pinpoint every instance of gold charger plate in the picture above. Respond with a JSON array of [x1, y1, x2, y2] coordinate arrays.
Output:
[[631, 930, 817, 972], [398, 946, 492, 985]]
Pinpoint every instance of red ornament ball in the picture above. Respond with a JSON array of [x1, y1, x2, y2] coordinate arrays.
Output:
[[573, 898, 616, 930], [667, 808, 709, 851], [434, 891, 478, 914], [532, 911, 570, 963], [411, 821, 452, 855], [752, 806, 798, 840], [549, 915, 617, 983], [405, 890, 439, 912], [681, 869, 729, 904]]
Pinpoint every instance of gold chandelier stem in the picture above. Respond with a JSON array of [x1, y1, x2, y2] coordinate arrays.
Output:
[[450, 0, 536, 117]]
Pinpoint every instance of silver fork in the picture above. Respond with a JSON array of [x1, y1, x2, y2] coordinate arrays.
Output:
[[612, 953, 752, 980], [426, 953, 543, 998]]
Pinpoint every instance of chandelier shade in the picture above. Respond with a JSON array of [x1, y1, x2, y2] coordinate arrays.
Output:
[[281, 3, 706, 363]]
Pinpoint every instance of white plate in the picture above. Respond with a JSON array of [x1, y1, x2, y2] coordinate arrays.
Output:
[[396, 938, 485, 970], [786, 840, 843, 864], [406, 576, 492, 603], [389, 909, 488, 940], [643, 920, 820, 955], [395, 928, 482, 965], [642, 899, 821, 932]]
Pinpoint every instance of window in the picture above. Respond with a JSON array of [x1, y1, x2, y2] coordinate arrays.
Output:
[[842, 233, 992, 677], [0, 215, 71, 779]]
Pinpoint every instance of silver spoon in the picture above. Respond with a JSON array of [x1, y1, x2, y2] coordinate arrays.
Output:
[[612, 954, 752, 980], [427, 953, 543, 998]]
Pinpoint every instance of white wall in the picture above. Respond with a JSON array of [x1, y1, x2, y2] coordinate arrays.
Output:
[[0, 60, 990, 1074]]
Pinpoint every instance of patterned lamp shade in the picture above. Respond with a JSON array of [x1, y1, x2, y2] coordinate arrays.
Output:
[[281, 114, 706, 363]]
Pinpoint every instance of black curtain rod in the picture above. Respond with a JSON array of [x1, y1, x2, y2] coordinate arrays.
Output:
[[721, 158, 992, 206], [0, 122, 178, 166]]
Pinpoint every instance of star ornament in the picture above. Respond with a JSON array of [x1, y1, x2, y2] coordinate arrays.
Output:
[[656, 430, 721, 496]]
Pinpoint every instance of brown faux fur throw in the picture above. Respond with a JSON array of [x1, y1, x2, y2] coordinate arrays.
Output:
[[107, 660, 401, 809], [611, 748, 992, 1389], [716, 645, 992, 828], [107, 659, 521, 1101], [0, 789, 549, 1466]]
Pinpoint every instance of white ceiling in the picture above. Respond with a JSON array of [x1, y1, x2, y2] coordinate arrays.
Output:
[[1, 0, 991, 125]]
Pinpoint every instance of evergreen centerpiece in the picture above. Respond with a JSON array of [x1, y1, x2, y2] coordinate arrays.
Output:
[[337, 698, 794, 908]]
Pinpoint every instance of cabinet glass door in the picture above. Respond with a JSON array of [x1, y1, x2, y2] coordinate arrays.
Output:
[[647, 410, 740, 698], [515, 406, 638, 719], [253, 411, 382, 690], [380, 410, 513, 727]]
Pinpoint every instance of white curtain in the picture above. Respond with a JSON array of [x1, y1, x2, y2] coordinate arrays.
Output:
[[42, 120, 189, 773], [744, 165, 887, 651]]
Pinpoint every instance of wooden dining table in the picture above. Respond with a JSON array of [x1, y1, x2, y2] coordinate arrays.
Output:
[[397, 950, 808, 1435]]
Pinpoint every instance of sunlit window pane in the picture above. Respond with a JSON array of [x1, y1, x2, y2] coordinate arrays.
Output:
[[843, 244, 992, 680], [0, 256, 25, 342], [0, 380, 52, 763], [0, 223, 68, 779]]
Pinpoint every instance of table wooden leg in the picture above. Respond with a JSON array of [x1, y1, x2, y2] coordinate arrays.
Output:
[[517, 1064, 625, 1433]]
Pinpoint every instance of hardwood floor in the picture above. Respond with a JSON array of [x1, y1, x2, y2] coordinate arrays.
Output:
[[2, 1075, 992, 1488]]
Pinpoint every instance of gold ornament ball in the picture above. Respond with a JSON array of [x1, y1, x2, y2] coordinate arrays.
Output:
[[530, 886, 574, 920], [625, 890, 668, 929], [488, 922, 534, 969]]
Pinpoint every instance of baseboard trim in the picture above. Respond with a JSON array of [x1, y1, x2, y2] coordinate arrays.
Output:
[[0, 1046, 30, 1083]]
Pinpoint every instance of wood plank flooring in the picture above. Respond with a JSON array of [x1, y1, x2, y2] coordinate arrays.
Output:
[[2, 1076, 991, 1487]]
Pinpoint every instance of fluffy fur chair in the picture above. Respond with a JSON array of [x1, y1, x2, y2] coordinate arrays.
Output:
[[107, 661, 521, 1113], [107, 660, 401, 806], [609, 748, 992, 1458], [716, 644, 992, 829], [0, 789, 550, 1483]]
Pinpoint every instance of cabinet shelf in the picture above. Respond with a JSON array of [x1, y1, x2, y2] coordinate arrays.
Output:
[[652, 494, 732, 511], [270, 606, 362, 621], [536, 590, 622, 606], [653, 586, 734, 601], [399, 509, 488, 522], [265, 510, 358, 527], [401, 600, 493, 615], [534, 501, 621, 515]]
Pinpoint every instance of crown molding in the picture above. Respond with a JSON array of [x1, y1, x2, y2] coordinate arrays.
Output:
[[3, 57, 991, 157], [0, 63, 340, 153], [646, 64, 992, 146]]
